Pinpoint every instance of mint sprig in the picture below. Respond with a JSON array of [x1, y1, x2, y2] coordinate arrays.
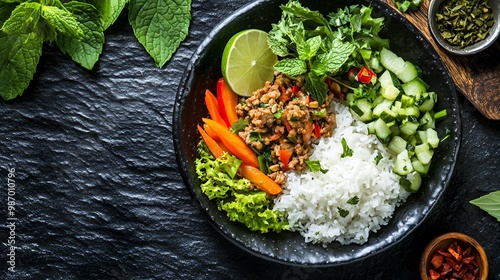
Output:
[[268, 1, 389, 105], [0, 0, 192, 101], [470, 190, 500, 222]]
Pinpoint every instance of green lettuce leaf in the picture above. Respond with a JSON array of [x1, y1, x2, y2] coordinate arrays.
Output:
[[56, 1, 104, 70], [128, 0, 191, 68], [0, 31, 43, 100], [470, 190, 500, 222]]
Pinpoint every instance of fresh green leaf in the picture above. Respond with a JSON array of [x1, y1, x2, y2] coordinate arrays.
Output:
[[305, 160, 328, 173], [249, 131, 262, 142], [304, 73, 327, 105], [347, 196, 359, 205], [274, 58, 307, 76], [394, 0, 422, 13], [374, 152, 383, 164], [317, 39, 355, 74], [470, 190, 500, 222], [0, 31, 43, 100], [41, 4, 83, 38], [280, 0, 331, 33], [128, 0, 191, 68], [56, 1, 104, 70], [86, 0, 127, 30], [230, 118, 248, 133], [338, 207, 349, 218], [1, 2, 41, 35], [341, 138, 353, 157]]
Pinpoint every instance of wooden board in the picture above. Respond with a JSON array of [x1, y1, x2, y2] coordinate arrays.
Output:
[[382, 0, 500, 120]]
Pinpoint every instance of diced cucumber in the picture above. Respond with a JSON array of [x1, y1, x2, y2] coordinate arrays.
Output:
[[350, 98, 373, 122], [394, 150, 413, 175], [380, 48, 405, 74], [399, 120, 419, 136], [399, 171, 422, 193], [400, 94, 415, 108], [420, 111, 435, 129], [378, 70, 393, 88], [418, 94, 435, 112], [381, 84, 400, 100], [397, 106, 420, 119], [391, 101, 402, 113], [367, 120, 376, 134], [374, 118, 392, 140], [394, 61, 418, 83], [411, 157, 430, 175], [426, 128, 439, 148], [418, 130, 428, 144], [415, 143, 433, 165], [402, 78, 427, 98], [388, 135, 408, 155], [359, 49, 372, 61], [369, 54, 384, 73]]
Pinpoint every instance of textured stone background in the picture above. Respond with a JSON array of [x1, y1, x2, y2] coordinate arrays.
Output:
[[1, 1, 499, 279]]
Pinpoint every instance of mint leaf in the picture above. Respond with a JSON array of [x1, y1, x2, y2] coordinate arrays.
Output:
[[317, 40, 355, 74], [274, 58, 307, 76], [41, 4, 83, 38], [86, 0, 127, 30], [0, 31, 43, 100], [0, 3, 16, 24], [304, 73, 327, 105], [1, 2, 41, 35], [347, 196, 359, 205], [470, 190, 500, 222], [129, 0, 191, 68], [305, 160, 328, 173], [338, 207, 349, 218], [56, 1, 104, 70], [280, 0, 331, 32]]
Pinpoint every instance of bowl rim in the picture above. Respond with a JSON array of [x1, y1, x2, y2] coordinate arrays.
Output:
[[420, 232, 489, 280], [173, 0, 462, 267], [427, 0, 500, 55]]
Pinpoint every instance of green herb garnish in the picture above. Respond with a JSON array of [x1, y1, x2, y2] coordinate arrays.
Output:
[[394, 0, 422, 13], [268, 1, 388, 105], [0, 0, 191, 100], [470, 190, 500, 222], [347, 196, 360, 205], [338, 207, 349, 218], [374, 152, 383, 165], [341, 138, 353, 158], [305, 160, 328, 173]]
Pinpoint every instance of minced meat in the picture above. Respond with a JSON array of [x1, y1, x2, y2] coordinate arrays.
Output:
[[236, 72, 340, 186]]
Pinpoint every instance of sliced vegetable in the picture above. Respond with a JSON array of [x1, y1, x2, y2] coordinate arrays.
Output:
[[217, 77, 240, 126], [205, 89, 227, 127], [239, 164, 282, 195], [197, 125, 224, 158], [279, 149, 293, 170], [203, 124, 220, 142], [356, 65, 376, 84], [202, 118, 260, 168]]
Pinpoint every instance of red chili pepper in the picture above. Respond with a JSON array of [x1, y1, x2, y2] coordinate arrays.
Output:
[[347, 67, 360, 83], [356, 65, 376, 84], [291, 85, 299, 95], [314, 122, 321, 138]]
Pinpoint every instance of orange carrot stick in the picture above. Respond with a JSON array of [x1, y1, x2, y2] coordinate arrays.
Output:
[[203, 124, 220, 142], [216, 79, 229, 125], [217, 78, 239, 126], [202, 118, 259, 168], [205, 89, 227, 127], [239, 164, 282, 195], [197, 125, 224, 158]]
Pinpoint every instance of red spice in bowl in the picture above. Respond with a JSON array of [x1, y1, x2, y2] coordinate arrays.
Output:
[[420, 232, 488, 280]]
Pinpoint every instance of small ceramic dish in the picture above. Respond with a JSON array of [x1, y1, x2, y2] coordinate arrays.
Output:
[[420, 232, 488, 280], [428, 0, 500, 55]]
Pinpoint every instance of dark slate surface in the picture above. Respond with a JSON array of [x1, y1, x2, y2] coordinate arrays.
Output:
[[1, 1, 499, 279]]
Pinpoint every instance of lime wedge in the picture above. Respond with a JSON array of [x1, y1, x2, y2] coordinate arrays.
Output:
[[221, 29, 277, 97]]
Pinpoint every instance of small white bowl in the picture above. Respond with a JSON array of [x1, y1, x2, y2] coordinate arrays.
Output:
[[428, 0, 500, 55]]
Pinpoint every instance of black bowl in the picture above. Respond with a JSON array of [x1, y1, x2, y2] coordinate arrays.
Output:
[[173, 0, 461, 266]]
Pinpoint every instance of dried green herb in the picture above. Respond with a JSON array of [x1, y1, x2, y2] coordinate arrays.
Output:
[[435, 0, 494, 48]]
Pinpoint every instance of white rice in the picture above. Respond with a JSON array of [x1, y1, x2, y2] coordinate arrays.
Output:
[[273, 100, 410, 245]]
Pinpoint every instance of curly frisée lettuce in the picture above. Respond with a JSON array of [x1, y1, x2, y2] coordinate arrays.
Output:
[[195, 143, 289, 233]]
